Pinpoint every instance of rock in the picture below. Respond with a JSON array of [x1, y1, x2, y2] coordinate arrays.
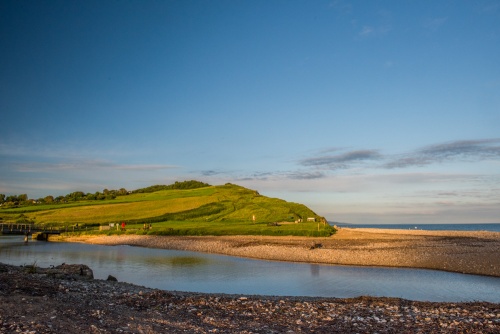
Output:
[[55, 264, 94, 280], [106, 275, 118, 281], [40, 264, 94, 280]]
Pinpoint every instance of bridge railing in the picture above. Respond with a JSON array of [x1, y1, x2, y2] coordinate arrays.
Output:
[[1, 223, 120, 234], [0, 223, 35, 232], [0, 223, 65, 233]]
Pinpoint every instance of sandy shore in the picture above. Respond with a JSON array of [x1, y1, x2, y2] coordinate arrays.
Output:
[[63, 227, 500, 277]]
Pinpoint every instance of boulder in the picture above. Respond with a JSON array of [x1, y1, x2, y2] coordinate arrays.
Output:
[[45, 264, 94, 280], [107, 275, 118, 281]]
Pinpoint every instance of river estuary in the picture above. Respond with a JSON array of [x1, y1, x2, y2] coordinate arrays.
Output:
[[1, 236, 499, 303]]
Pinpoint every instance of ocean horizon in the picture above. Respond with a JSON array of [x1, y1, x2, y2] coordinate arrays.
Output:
[[330, 223, 500, 232]]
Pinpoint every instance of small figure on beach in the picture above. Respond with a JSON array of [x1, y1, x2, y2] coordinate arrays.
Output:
[[121, 221, 126, 231]]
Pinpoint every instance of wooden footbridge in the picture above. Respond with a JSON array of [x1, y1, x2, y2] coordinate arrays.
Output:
[[0, 223, 61, 241]]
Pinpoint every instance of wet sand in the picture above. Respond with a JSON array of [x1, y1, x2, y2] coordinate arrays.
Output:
[[63, 227, 500, 277]]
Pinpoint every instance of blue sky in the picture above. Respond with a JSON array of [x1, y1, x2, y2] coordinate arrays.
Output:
[[1, 0, 499, 224]]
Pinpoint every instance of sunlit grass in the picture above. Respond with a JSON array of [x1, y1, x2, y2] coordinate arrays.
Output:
[[73, 221, 333, 237], [2, 184, 333, 237], [29, 197, 218, 224]]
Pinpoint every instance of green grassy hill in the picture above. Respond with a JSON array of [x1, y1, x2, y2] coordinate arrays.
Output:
[[0, 183, 333, 237]]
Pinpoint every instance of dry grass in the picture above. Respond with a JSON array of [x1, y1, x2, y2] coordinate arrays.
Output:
[[31, 197, 216, 223]]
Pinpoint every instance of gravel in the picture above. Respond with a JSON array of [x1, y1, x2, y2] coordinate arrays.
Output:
[[63, 228, 500, 277], [1, 262, 499, 333]]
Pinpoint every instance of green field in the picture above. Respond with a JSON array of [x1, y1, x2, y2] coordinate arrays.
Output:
[[0, 183, 334, 237]]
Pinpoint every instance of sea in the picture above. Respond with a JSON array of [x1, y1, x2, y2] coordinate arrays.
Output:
[[331, 223, 500, 232]]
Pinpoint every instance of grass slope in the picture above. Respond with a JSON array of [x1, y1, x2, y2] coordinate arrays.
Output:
[[1, 184, 333, 237]]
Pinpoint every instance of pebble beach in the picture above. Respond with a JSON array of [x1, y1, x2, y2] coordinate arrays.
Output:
[[1, 228, 499, 333], [64, 227, 500, 277], [1, 262, 499, 333]]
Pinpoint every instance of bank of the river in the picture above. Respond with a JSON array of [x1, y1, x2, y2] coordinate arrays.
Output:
[[1, 262, 499, 333], [61, 227, 500, 277]]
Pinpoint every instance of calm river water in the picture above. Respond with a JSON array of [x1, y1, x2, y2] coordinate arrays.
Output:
[[1, 236, 499, 303]]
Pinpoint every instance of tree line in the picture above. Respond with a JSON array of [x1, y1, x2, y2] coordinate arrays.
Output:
[[0, 188, 128, 207], [0, 180, 211, 207], [131, 180, 211, 193]]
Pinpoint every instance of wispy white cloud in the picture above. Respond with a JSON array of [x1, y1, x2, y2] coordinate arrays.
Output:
[[200, 170, 224, 177], [0, 177, 105, 195], [384, 60, 394, 68], [419, 139, 500, 157], [326, 203, 500, 225], [328, 0, 352, 14], [299, 149, 382, 169], [359, 24, 391, 37], [3, 138, 499, 224], [287, 171, 326, 180], [297, 139, 500, 171], [384, 139, 500, 169], [0, 156, 181, 197], [12, 160, 178, 172], [359, 25, 374, 36], [480, 3, 500, 13], [422, 17, 448, 31], [358, 10, 392, 38]]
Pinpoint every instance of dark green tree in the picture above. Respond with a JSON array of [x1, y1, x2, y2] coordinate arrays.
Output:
[[118, 188, 128, 196]]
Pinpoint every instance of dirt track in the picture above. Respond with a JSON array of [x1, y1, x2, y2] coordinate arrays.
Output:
[[63, 227, 500, 277]]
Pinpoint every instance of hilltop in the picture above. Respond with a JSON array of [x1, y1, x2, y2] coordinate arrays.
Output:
[[0, 181, 333, 237]]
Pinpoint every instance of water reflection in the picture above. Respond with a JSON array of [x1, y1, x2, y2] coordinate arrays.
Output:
[[1, 236, 499, 303], [310, 264, 320, 277]]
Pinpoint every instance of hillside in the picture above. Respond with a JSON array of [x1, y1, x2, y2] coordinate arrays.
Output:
[[0, 183, 333, 237]]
